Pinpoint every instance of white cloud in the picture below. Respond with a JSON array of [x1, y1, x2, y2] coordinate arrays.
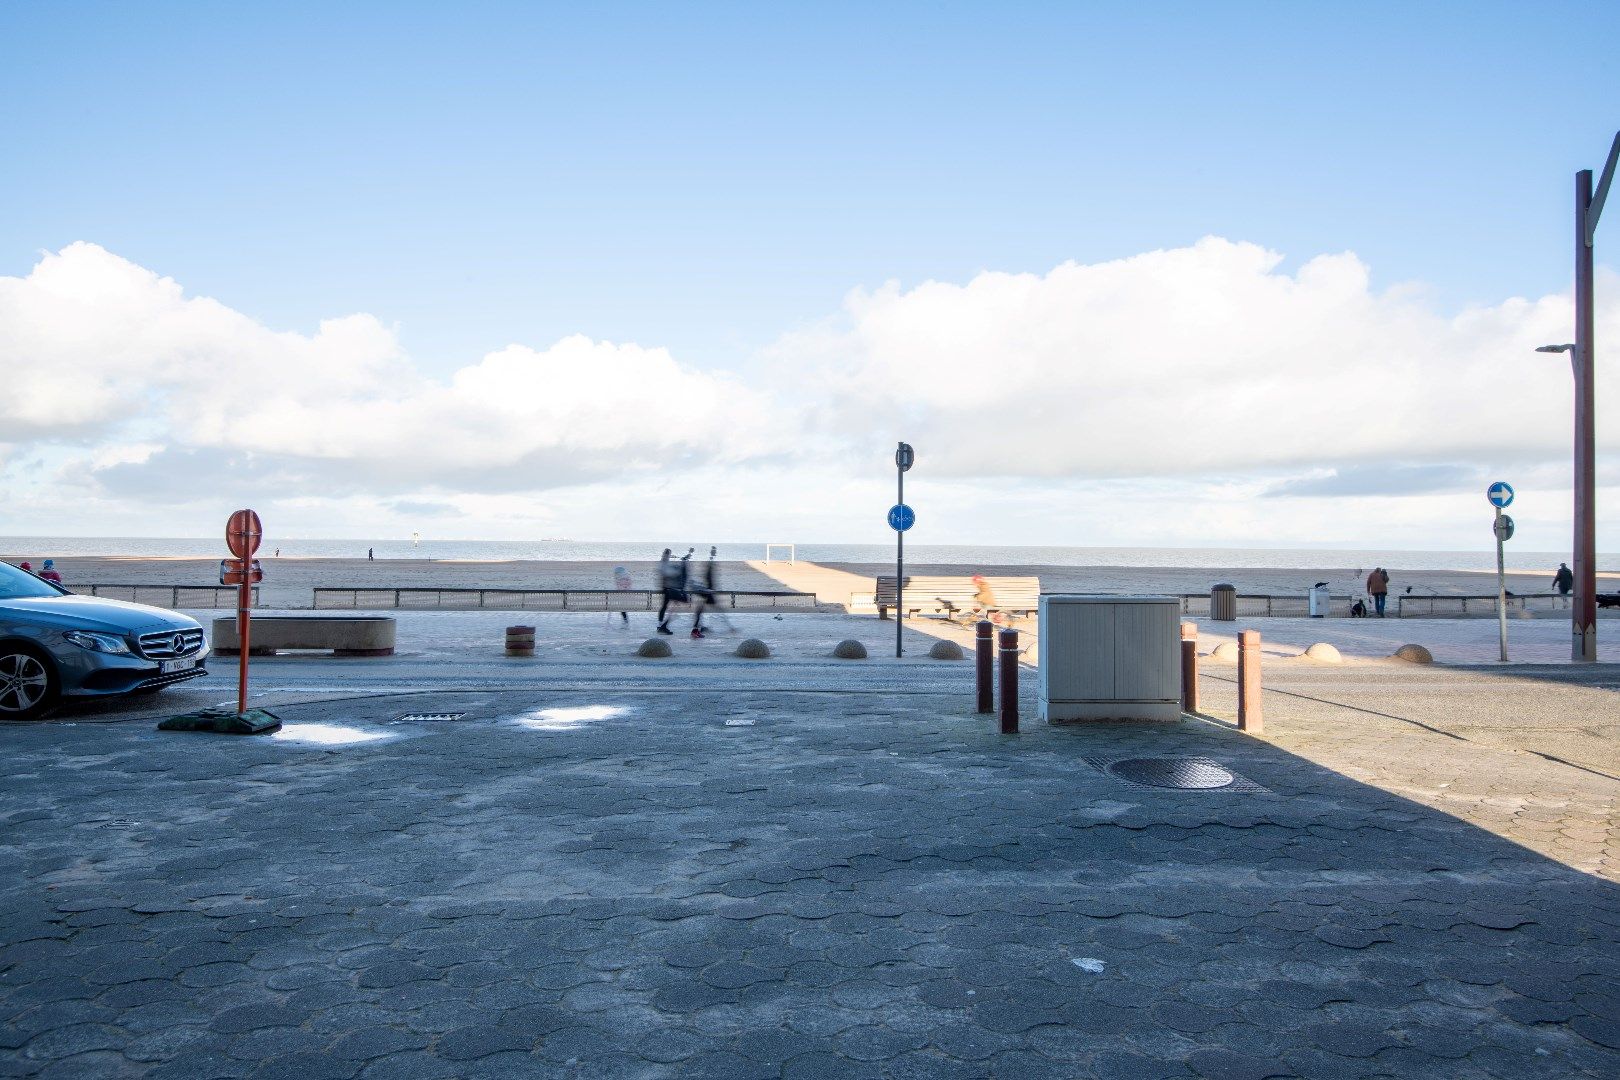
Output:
[[778, 237, 1619, 478], [1, 239, 1616, 549]]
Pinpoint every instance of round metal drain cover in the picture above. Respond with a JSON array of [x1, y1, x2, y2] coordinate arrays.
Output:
[[1106, 757, 1235, 790]]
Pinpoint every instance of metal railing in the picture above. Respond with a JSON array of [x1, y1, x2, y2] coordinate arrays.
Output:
[[72, 584, 259, 609], [1171, 591, 1585, 619], [312, 587, 817, 611]]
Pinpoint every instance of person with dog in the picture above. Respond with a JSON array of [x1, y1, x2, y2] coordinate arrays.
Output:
[[1366, 567, 1391, 617]]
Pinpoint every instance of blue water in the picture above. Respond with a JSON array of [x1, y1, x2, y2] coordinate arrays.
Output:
[[2, 537, 1611, 574]]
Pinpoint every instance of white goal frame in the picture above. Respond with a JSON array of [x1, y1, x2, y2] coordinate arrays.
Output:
[[764, 543, 796, 565]]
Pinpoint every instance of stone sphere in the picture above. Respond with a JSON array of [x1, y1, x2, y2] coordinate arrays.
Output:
[[928, 639, 965, 660], [637, 637, 673, 658], [1304, 642, 1342, 664], [1210, 641, 1240, 662], [1393, 643, 1434, 664], [833, 639, 868, 659], [734, 638, 771, 659]]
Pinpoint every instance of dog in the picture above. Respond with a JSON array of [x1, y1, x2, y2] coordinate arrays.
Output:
[[1599, 593, 1620, 610], [1350, 598, 1368, 618]]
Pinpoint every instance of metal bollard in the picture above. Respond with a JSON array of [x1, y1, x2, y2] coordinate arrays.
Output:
[[975, 620, 995, 714], [1237, 629, 1262, 733], [997, 627, 1019, 734], [1180, 621, 1198, 713]]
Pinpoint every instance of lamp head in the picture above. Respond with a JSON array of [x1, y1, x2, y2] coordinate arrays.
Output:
[[1536, 343, 1575, 353]]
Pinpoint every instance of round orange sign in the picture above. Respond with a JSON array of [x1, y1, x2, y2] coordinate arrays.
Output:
[[226, 509, 263, 559]]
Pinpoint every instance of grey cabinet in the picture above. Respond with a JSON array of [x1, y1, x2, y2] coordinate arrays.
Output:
[[1038, 595, 1181, 722]]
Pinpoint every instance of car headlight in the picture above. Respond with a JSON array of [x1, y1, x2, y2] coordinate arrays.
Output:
[[63, 630, 133, 654]]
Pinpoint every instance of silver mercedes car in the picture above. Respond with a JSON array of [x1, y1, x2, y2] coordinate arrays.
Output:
[[0, 560, 209, 721]]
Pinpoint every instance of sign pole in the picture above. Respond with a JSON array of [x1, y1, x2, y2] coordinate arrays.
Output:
[[1495, 506, 1508, 663], [896, 456, 904, 659]]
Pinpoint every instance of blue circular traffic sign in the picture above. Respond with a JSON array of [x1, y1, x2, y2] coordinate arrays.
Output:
[[1487, 481, 1514, 508], [888, 503, 915, 532]]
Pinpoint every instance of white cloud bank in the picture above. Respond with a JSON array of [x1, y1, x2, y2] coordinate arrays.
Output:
[[1, 240, 1615, 548]]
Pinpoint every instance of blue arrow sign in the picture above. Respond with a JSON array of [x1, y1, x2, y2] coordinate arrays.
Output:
[[1487, 481, 1514, 508], [888, 503, 915, 532]]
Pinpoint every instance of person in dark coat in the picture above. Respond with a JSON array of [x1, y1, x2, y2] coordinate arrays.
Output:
[[1553, 563, 1574, 607], [1366, 567, 1391, 617]]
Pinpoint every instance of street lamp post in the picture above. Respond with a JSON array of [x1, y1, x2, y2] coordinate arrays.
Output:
[[1563, 132, 1618, 662]]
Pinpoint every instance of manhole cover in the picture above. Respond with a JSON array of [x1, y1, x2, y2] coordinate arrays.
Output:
[[1104, 757, 1236, 790], [394, 713, 467, 723]]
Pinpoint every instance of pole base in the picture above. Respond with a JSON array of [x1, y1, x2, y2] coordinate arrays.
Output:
[[158, 706, 281, 735]]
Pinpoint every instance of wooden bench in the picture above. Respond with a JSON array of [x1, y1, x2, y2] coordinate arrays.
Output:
[[874, 576, 1040, 621]]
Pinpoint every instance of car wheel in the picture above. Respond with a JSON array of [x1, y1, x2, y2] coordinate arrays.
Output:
[[0, 647, 58, 721]]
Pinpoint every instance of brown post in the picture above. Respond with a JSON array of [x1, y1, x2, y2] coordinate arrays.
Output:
[[1237, 629, 1263, 734], [975, 620, 994, 714], [997, 627, 1019, 734], [1180, 621, 1198, 713]]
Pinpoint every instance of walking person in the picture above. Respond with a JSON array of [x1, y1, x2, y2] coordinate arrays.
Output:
[[368, 547, 375, 560], [656, 549, 687, 634], [689, 547, 720, 637], [1367, 567, 1391, 617], [1553, 562, 1574, 608], [36, 559, 63, 586]]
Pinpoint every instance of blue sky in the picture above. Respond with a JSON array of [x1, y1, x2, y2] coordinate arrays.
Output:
[[1, 2, 1617, 549], [4, 1, 1615, 372]]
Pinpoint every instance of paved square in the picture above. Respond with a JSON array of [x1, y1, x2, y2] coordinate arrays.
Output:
[[3, 646, 1619, 1078]]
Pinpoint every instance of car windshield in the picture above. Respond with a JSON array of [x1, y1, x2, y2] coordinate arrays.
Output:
[[0, 561, 66, 600]]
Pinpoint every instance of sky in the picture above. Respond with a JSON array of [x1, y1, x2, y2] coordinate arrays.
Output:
[[1, 1, 1618, 552]]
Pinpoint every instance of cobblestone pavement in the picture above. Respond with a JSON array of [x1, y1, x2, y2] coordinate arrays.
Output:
[[3, 664, 1619, 1077]]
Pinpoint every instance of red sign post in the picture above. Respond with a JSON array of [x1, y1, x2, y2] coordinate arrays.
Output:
[[225, 510, 263, 716]]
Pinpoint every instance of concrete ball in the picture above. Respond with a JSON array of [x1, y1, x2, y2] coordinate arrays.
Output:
[[928, 639, 965, 660], [1210, 641, 1240, 662], [1393, 643, 1434, 664], [833, 639, 868, 659], [1304, 642, 1342, 664], [734, 638, 771, 659], [637, 638, 673, 658]]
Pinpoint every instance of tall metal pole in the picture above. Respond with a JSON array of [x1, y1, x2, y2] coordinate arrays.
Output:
[[896, 460, 904, 659], [1573, 168, 1597, 662], [1495, 507, 1509, 663]]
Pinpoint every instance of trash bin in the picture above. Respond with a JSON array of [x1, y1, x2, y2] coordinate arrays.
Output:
[[1308, 584, 1331, 618], [1210, 584, 1236, 621]]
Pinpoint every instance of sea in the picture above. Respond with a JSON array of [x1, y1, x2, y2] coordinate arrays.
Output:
[[2, 537, 1613, 574]]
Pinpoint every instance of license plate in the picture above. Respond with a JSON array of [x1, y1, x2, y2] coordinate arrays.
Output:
[[160, 657, 197, 674]]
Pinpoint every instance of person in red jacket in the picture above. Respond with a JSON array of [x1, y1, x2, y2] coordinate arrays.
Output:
[[36, 559, 63, 586]]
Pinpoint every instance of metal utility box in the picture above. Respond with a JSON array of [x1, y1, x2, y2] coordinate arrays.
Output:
[[1039, 595, 1181, 722]]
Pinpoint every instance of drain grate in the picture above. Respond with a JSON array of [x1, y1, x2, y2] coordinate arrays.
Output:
[[393, 712, 468, 723], [97, 819, 141, 829], [1085, 756, 1268, 793]]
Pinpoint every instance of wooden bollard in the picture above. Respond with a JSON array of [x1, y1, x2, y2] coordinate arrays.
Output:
[[1180, 621, 1198, 713], [997, 627, 1019, 734], [1237, 629, 1262, 733], [505, 625, 536, 656], [975, 620, 995, 714]]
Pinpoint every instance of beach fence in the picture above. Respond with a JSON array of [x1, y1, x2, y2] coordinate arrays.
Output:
[[73, 584, 259, 609], [1174, 592, 1583, 619], [311, 587, 817, 612]]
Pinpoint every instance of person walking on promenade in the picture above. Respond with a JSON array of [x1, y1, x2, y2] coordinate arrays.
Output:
[[1367, 567, 1391, 617], [656, 549, 687, 634], [368, 547, 375, 560], [1553, 562, 1574, 607], [690, 547, 719, 637], [36, 560, 63, 586]]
